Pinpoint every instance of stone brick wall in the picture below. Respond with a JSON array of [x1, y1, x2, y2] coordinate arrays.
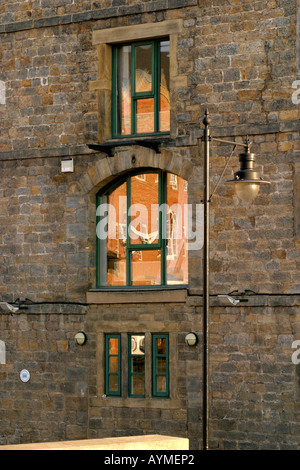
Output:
[[1, 297, 299, 449], [0, 0, 299, 451]]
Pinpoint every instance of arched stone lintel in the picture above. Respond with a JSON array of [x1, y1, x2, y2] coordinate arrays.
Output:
[[73, 146, 192, 196]]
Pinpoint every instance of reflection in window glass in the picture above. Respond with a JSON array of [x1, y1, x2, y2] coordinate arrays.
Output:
[[113, 39, 170, 137], [136, 98, 155, 134], [106, 182, 127, 286], [130, 174, 159, 245], [160, 41, 170, 132], [131, 250, 161, 286], [97, 171, 188, 287], [135, 44, 152, 93], [105, 335, 121, 396], [117, 46, 131, 135], [129, 335, 145, 397], [152, 334, 169, 398], [166, 173, 188, 285]]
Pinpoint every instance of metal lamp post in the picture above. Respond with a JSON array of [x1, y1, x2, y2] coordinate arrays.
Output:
[[201, 110, 270, 450]]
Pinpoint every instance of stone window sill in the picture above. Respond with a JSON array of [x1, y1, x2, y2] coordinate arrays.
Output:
[[87, 287, 187, 304]]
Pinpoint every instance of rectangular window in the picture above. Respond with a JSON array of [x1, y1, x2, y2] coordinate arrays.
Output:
[[128, 334, 145, 397], [104, 333, 170, 399], [152, 334, 169, 398], [105, 334, 121, 396], [112, 39, 170, 137]]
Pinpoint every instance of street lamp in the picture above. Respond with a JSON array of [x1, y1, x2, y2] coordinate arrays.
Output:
[[201, 110, 270, 451]]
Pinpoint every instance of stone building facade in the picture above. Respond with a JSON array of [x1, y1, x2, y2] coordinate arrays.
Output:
[[0, 0, 299, 450]]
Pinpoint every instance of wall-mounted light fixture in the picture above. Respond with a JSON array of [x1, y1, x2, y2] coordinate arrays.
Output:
[[226, 149, 270, 202], [74, 331, 87, 346], [185, 332, 198, 347]]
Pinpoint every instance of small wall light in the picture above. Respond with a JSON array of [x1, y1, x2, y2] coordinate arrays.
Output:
[[75, 331, 87, 346], [185, 332, 198, 347]]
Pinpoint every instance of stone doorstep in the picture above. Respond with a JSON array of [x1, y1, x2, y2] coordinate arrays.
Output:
[[0, 435, 189, 451]]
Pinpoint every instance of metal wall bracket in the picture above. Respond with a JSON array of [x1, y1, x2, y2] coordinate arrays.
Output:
[[87, 137, 172, 157]]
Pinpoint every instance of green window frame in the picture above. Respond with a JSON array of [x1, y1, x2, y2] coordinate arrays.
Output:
[[105, 334, 121, 397], [112, 38, 170, 138], [152, 334, 169, 398], [96, 170, 166, 288], [96, 169, 188, 290], [96, 170, 188, 288], [104, 333, 170, 399], [128, 334, 146, 398]]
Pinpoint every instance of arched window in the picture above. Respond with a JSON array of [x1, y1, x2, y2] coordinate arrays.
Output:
[[96, 170, 188, 287]]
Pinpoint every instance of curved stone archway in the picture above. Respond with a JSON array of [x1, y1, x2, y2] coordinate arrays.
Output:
[[76, 146, 193, 197], [67, 145, 195, 291]]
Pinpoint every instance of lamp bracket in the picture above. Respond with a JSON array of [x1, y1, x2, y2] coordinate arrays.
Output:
[[208, 144, 237, 202], [212, 136, 251, 151]]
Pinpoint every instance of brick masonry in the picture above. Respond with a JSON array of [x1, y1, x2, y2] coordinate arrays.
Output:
[[0, 0, 299, 450]]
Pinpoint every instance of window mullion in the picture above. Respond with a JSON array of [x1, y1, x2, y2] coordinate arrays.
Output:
[[154, 40, 159, 133], [126, 177, 132, 286]]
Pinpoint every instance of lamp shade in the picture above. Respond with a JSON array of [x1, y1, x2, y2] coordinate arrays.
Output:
[[75, 331, 87, 345], [226, 151, 270, 202]]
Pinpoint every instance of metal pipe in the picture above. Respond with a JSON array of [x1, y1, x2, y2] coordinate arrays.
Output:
[[202, 110, 210, 451]]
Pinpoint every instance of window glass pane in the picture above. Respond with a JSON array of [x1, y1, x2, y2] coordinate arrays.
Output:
[[109, 337, 119, 355], [166, 174, 188, 285], [98, 171, 188, 288], [156, 375, 167, 394], [109, 356, 119, 373], [136, 98, 155, 134], [132, 356, 145, 374], [130, 335, 145, 355], [106, 335, 121, 396], [130, 173, 159, 245], [156, 337, 166, 355], [129, 334, 145, 397], [157, 357, 166, 374], [131, 250, 161, 285], [109, 375, 119, 393], [106, 182, 127, 286], [152, 335, 169, 398], [135, 44, 152, 93], [160, 40, 170, 132], [117, 45, 131, 135], [131, 375, 145, 396]]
